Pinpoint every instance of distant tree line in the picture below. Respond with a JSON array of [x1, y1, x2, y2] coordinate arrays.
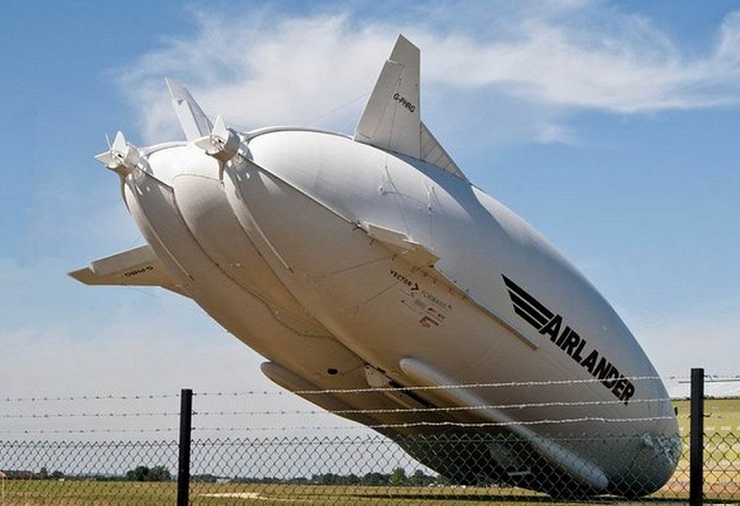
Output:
[[125, 465, 171, 482], [32, 468, 65, 480], [233, 467, 438, 487], [29, 465, 439, 486], [26, 465, 172, 482]]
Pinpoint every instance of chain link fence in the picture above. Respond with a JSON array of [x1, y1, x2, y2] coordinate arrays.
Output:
[[0, 431, 738, 504], [1, 373, 738, 505], [0, 440, 178, 505]]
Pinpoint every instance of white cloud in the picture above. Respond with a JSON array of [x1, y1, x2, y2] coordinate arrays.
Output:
[[534, 121, 577, 145], [117, 12, 395, 143], [408, 9, 740, 113], [115, 2, 740, 146]]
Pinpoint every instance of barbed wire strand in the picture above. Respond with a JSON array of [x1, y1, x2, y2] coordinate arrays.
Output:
[[3, 374, 738, 404], [0, 427, 179, 435], [191, 415, 679, 433], [0, 397, 679, 420], [0, 393, 180, 403], [0, 415, 679, 435], [1, 412, 180, 420], [207, 376, 670, 397]]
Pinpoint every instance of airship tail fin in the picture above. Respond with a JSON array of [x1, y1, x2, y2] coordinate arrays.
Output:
[[420, 122, 466, 180], [68, 245, 188, 297], [355, 35, 421, 159], [165, 78, 213, 141], [355, 35, 466, 180]]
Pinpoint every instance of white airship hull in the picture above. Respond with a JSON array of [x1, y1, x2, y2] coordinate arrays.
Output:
[[72, 35, 681, 498]]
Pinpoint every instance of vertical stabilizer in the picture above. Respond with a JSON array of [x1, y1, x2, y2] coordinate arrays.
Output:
[[355, 35, 421, 159], [355, 36, 466, 180], [165, 78, 213, 141]]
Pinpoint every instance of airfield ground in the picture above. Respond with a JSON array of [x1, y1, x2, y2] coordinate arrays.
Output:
[[0, 482, 700, 506]]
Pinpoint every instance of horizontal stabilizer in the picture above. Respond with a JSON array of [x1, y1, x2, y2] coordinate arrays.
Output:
[[68, 245, 187, 296]]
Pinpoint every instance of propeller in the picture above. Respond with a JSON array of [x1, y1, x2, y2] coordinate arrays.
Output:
[[194, 116, 242, 163], [94, 131, 144, 176], [165, 78, 245, 166]]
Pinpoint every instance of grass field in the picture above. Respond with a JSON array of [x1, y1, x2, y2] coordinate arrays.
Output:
[[0, 399, 737, 505], [0, 481, 689, 506], [0, 468, 737, 505], [673, 397, 740, 435]]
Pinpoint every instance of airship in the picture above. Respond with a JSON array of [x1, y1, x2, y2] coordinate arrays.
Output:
[[71, 35, 680, 498]]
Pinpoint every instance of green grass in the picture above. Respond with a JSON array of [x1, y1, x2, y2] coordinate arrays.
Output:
[[0, 481, 659, 505], [0, 480, 176, 505], [0, 477, 736, 505], [673, 397, 740, 435]]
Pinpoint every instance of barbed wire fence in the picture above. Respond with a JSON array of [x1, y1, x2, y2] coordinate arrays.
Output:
[[0, 369, 738, 505]]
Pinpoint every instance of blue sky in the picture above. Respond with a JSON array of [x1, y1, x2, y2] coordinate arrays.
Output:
[[1, 0, 739, 433]]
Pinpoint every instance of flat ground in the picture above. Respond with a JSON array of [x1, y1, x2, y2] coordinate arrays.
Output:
[[0, 481, 690, 505]]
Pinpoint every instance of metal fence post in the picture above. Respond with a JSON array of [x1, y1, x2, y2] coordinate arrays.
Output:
[[178, 389, 193, 506], [689, 368, 704, 506]]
